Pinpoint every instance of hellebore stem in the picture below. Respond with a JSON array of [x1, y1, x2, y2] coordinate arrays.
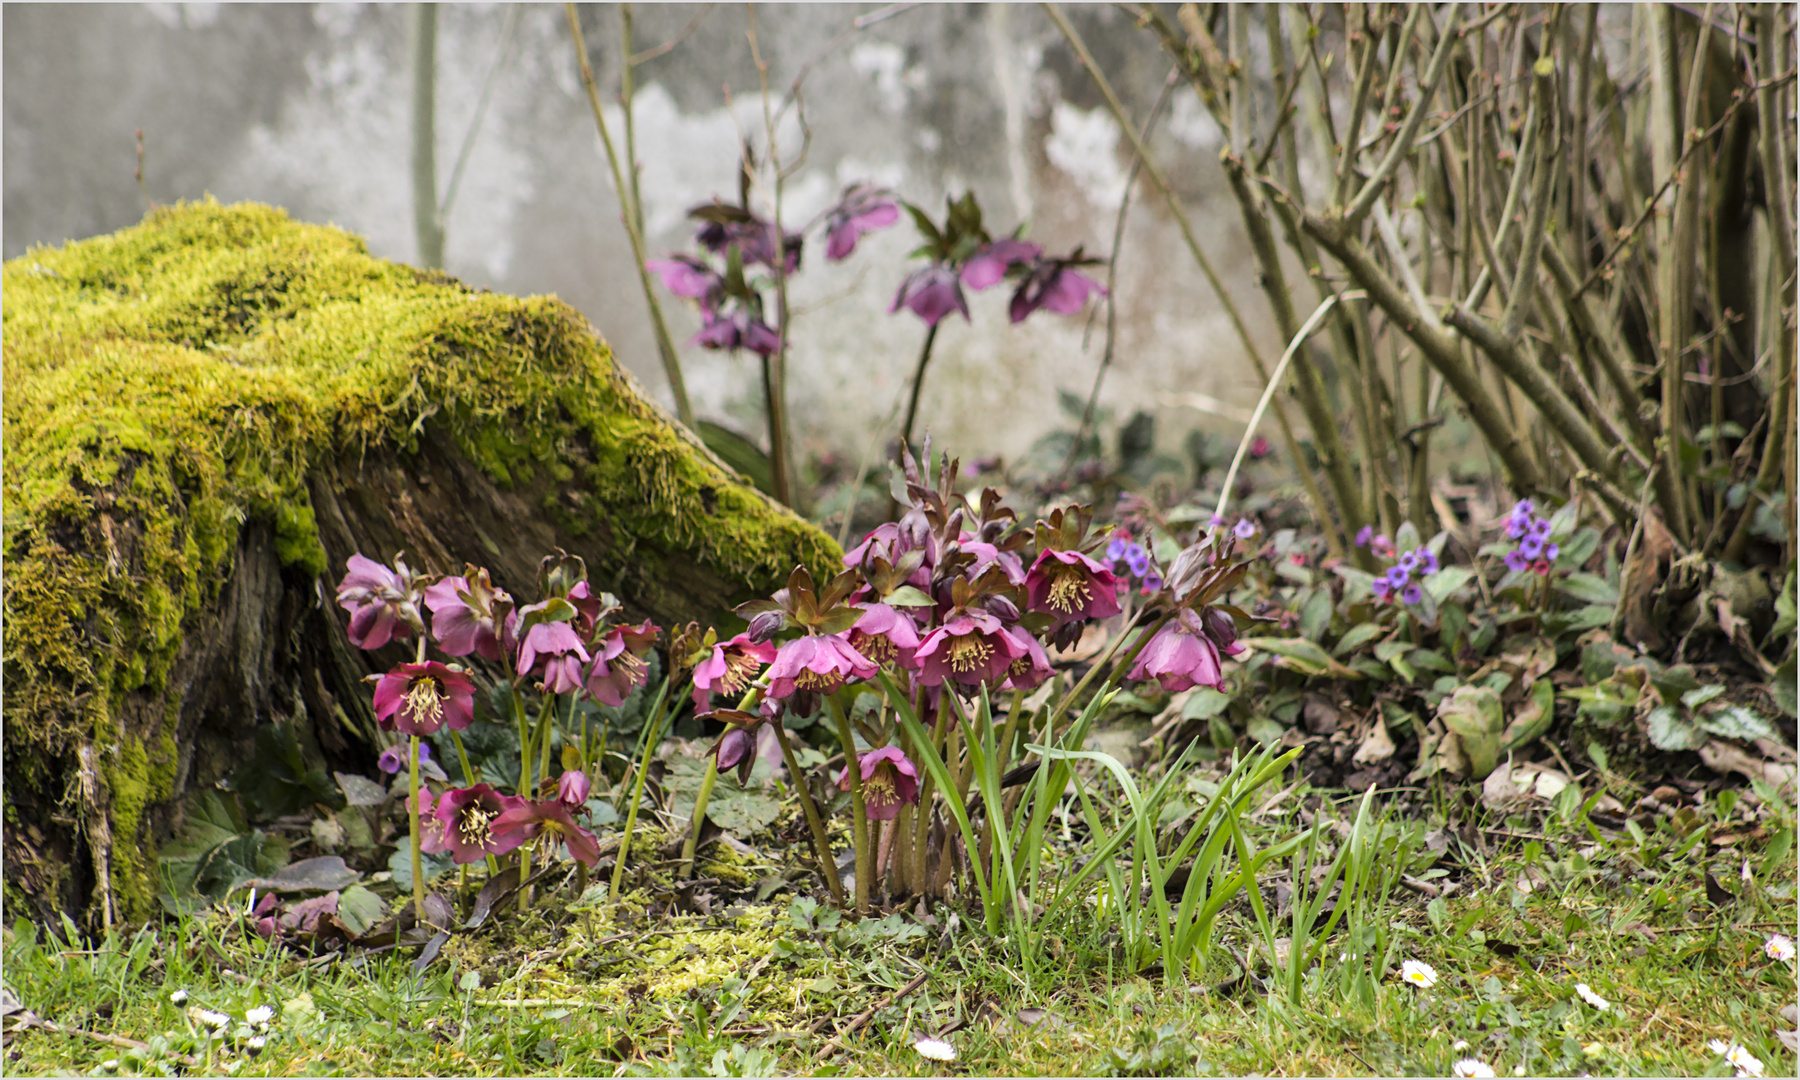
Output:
[[898, 321, 942, 465], [680, 688, 761, 877], [828, 695, 872, 915], [408, 733, 427, 924], [609, 678, 671, 901], [770, 717, 846, 906]]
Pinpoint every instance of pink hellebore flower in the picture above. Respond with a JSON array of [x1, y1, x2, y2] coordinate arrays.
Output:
[[913, 611, 1023, 688], [692, 633, 778, 712], [557, 769, 591, 809], [336, 553, 423, 651], [1000, 624, 1055, 691], [516, 616, 590, 695], [847, 603, 923, 668], [1025, 548, 1122, 626], [646, 255, 719, 301], [1127, 609, 1225, 692], [1008, 261, 1106, 323], [891, 263, 970, 327], [824, 186, 901, 261], [837, 745, 920, 821], [765, 634, 878, 699], [423, 569, 510, 661], [586, 620, 660, 707], [692, 309, 783, 356], [957, 535, 1028, 586], [960, 239, 1043, 291], [423, 784, 529, 864], [372, 661, 476, 736], [490, 798, 602, 868]]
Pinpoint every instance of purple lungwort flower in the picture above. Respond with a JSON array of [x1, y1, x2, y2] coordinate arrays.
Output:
[[837, 745, 920, 821], [1504, 549, 1530, 574], [586, 620, 659, 707], [960, 239, 1043, 291], [516, 615, 590, 695], [1401, 582, 1424, 605], [1518, 533, 1545, 560], [1372, 577, 1394, 603], [336, 553, 423, 651], [490, 797, 602, 868], [1355, 526, 1374, 548], [1007, 259, 1106, 323], [423, 569, 510, 661], [1025, 548, 1122, 626], [891, 263, 970, 327], [824, 186, 901, 261], [692, 633, 778, 712], [1126, 609, 1225, 692], [377, 741, 432, 775], [1234, 518, 1258, 540], [913, 611, 1023, 688], [1416, 549, 1441, 575], [422, 785, 529, 864], [1384, 566, 1411, 590], [372, 661, 476, 737], [765, 634, 878, 699]]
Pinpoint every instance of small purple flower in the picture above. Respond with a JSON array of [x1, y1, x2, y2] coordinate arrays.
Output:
[[1355, 526, 1374, 548], [1008, 260, 1106, 323], [1398, 551, 1420, 573], [1544, 542, 1560, 562], [824, 185, 900, 261], [377, 741, 432, 775], [1106, 534, 1130, 562], [891, 263, 970, 327], [836, 745, 920, 821], [1531, 558, 1552, 576], [1140, 572, 1164, 595], [1234, 518, 1258, 540], [1384, 566, 1411, 590], [371, 661, 476, 736], [1249, 436, 1271, 459], [1416, 549, 1441, 575], [1371, 534, 1396, 558], [646, 255, 718, 301], [1401, 582, 1424, 605], [960, 239, 1043, 291], [1504, 550, 1529, 573], [692, 309, 783, 356], [1519, 534, 1544, 560], [1372, 578, 1394, 602]]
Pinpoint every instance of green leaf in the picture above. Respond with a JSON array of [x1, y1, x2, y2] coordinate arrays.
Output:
[[1373, 640, 1410, 663], [1426, 566, 1475, 601], [1502, 679, 1556, 751], [1299, 589, 1333, 643], [1698, 706, 1777, 743], [1407, 649, 1456, 673], [1350, 658, 1393, 681], [1557, 572, 1618, 605], [1645, 705, 1705, 751], [335, 885, 387, 937], [882, 585, 933, 608], [1772, 658, 1797, 719], [388, 849, 452, 891], [1181, 688, 1233, 721], [1332, 622, 1385, 656], [1681, 684, 1727, 710], [1438, 685, 1504, 778], [1241, 636, 1362, 679]]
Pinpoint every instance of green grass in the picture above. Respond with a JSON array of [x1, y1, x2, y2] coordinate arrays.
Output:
[[6, 784, 1795, 1078]]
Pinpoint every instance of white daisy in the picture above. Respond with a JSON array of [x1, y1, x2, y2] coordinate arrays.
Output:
[[1399, 959, 1439, 988], [1573, 983, 1610, 1011], [247, 1035, 267, 1050], [101, 1060, 120, 1072], [1726, 1044, 1765, 1078], [1452, 1059, 1495, 1077], [1764, 934, 1795, 962], [913, 1036, 957, 1062], [168, 989, 188, 1005], [244, 1005, 274, 1026], [1452, 1039, 1471, 1051], [1709, 1039, 1734, 1055], [192, 1007, 230, 1030]]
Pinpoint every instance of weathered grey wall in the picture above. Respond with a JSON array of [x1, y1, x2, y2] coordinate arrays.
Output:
[[4, 2, 1280, 470]]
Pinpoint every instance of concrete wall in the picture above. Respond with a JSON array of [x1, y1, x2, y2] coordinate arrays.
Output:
[[4, 3, 1281, 471]]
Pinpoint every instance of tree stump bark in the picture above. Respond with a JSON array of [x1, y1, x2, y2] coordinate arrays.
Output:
[[2, 200, 840, 928]]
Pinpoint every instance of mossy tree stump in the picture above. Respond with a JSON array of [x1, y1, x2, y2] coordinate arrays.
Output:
[[2, 201, 841, 929]]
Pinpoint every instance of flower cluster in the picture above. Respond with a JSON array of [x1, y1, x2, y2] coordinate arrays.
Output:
[[1356, 526, 1441, 605], [1708, 1039, 1766, 1078], [888, 194, 1104, 329], [1105, 531, 1164, 595], [336, 551, 656, 871], [1501, 499, 1559, 575]]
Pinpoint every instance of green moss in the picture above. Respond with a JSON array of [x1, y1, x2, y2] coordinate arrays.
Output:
[[4, 200, 841, 924]]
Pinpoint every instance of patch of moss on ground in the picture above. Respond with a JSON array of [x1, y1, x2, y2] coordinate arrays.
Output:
[[2, 200, 842, 924]]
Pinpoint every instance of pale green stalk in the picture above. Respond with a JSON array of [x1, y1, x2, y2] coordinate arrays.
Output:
[[609, 679, 671, 901], [828, 695, 871, 915]]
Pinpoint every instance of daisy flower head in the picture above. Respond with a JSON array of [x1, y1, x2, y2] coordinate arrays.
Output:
[[1573, 982, 1610, 1011], [914, 1036, 957, 1062], [1763, 933, 1795, 962], [169, 989, 189, 1005], [245, 1004, 274, 1026], [1452, 1059, 1496, 1078], [1399, 959, 1439, 988]]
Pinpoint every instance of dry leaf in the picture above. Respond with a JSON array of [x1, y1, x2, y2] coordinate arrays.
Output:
[[1352, 716, 1396, 765]]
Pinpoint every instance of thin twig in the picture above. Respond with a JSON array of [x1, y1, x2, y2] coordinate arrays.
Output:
[[815, 970, 930, 1057]]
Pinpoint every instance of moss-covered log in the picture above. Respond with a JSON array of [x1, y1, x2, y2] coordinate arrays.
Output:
[[2, 200, 841, 928]]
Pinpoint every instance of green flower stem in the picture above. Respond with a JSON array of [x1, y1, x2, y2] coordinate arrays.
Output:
[[995, 688, 1027, 775], [407, 733, 427, 923], [510, 682, 535, 905], [769, 717, 846, 906], [827, 695, 871, 915], [609, 681, 671, 901], [680, 688, 759, 877]]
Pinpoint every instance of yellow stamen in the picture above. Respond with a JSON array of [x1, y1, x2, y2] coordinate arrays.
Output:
[[1046, 567, 1092, 613], [721, 651, 761, 691], [458, 804, 494, 848], [404, 677, 445, 727], [615, 651, 648, 680], [795, 667, 839, 690], [864, 769, 896, 807], [852, 631, 896, 664], [946, 635, 993, 673]]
